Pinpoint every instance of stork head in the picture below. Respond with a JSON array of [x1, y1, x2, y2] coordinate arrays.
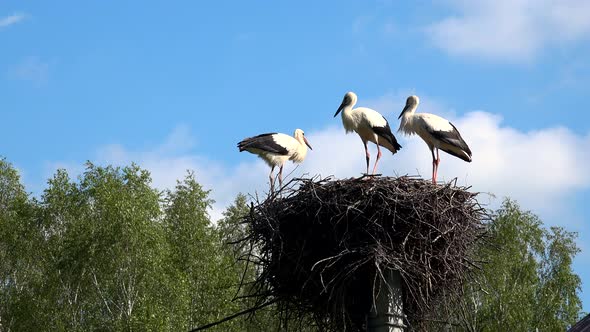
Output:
[[334, 91, 358, 117], [294, 129, 313, 150], [398, 95, 420, 119]]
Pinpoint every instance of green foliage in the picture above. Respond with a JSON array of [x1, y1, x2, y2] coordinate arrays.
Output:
[[444, 199, 582, 332], [0, 161, 256, 332], [162, 171, 239, 331], [0, 158, 48, 331], [39, 163, 171, 331], [218, 193, 250, 254]]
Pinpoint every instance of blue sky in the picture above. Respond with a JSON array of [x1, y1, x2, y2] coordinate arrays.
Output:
[[2, 0, 590, 312]]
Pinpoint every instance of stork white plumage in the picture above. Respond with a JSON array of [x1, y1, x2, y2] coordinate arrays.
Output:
[[398, 95, 472, 184], [334, 91, 402, 175], [238, 129, 312, 190]]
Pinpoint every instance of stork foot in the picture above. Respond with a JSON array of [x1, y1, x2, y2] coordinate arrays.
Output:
[[360, 173, 382, 180]]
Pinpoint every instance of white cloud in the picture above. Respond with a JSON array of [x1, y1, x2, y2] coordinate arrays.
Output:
[[0, 13, 26, 28], [47, 99, 590, 226], [427, 0, 590, 62]]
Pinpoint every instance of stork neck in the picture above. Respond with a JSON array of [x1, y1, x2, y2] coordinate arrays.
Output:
[[292, 137, 308, 162], [341, 104, 354, 117], [296, 136, 305, 146], [402, 106, 417, 118], [398, 106, 417, 135]]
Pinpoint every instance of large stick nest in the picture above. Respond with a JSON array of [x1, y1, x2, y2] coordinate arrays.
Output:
[[241, 176, 488, 331]]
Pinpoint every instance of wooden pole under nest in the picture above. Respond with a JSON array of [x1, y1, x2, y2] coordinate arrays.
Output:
[[367, 269, 406, 332]]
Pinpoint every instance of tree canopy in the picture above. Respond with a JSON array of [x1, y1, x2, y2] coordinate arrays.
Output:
[[433, 199, 583, 331]]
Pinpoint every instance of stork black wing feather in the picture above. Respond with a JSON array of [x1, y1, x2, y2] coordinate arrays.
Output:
[[372, 121, 402, 153], [237, 133, 290, 155], [429, 122, 472, 156]]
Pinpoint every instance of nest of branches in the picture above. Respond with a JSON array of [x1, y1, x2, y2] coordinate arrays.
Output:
[[242, 176, 488, 331]]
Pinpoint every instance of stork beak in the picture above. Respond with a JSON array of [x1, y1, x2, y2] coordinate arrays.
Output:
[[398, 104, 411, 119], [334, 101, 346, 117], [303, 136, 313, 150]]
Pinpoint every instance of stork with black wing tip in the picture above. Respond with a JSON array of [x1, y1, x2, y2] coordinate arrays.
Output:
[[398, 95, 472, 184], [238, 129, 312, 190], [334, 91, 402, 175]]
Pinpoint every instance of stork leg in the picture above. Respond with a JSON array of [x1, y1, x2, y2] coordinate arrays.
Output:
[[269, 165, 275, 191], [372, 144, 382, 175], [431, 149, 436, 184], [431, 148, 441, 184], [435, 149, 441, 182], [278, 164, 284, 189], [363, 141, 370, 175]]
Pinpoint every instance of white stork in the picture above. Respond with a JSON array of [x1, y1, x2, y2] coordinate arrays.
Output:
[[238, 129, 312, 190], [334, 91, 402, 175], [398, 95, 472, 184]]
